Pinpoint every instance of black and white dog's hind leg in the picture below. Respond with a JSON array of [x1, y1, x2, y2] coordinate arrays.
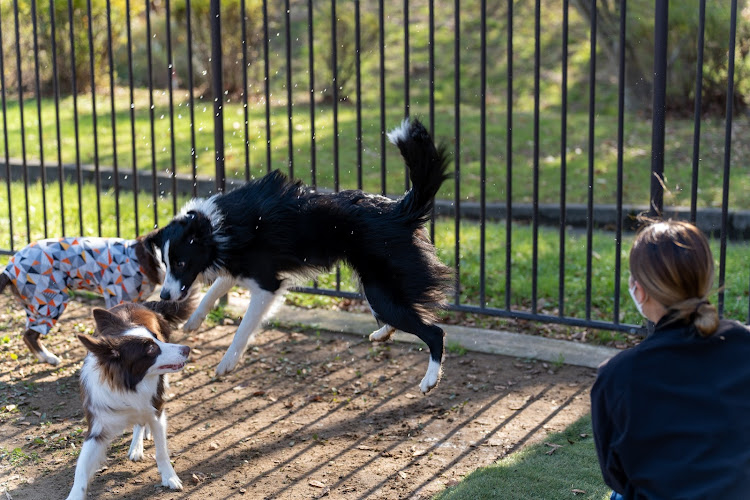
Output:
[[363, 282, 445, 394], [183, 275, 236, 332], [215, 279, 286, 376]]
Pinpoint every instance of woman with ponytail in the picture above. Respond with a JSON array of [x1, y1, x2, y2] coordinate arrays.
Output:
[[591, 219, 750, 500]]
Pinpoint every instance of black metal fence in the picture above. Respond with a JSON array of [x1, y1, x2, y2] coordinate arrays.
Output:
[[1, 0, 749, 333]]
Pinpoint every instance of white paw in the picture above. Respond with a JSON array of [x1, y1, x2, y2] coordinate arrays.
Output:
[[419, 358, 442, 394], [369, 325, 395, 342], [144, 427, 152, 441], [182, 312, 205, 332], [215, 351, 241, 376], [40, 352, 62, 366], [128, 446, 144, 462], [163, 474, 183, 490]]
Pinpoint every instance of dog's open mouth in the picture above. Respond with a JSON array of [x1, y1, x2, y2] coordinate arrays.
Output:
[[158, 362, 186, 371]]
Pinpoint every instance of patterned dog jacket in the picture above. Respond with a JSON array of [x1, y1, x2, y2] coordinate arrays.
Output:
[[2, 237, 157, 335]]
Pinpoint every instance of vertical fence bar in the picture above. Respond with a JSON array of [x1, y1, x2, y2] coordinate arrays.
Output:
[[614, 0, 627, 324], [210, 0, 225, 193], [166, 0, 177, 214], [531, 0, 540, 314], [125, 1, 139, 236], [263, 0, 271, 173], [86, 0, 102, 235], [106, 0, 120, 236], [31, 0, 48, 238], [558, 0, 568, 317], [241, 0, 250, 182], [649, 0, 668, 217], [718, 0, 737, 317], [428, 0, 435, 241], [505, 0, 513, 311], [186, 0, 197, 197], [403, 0, 410, 191], [308, 0, 316, 188], [453, 0, 461, 305], [332, 0, 341, 291], [49, 0, 65, 236], [332, 0, 339, 191], [19, 30, 37, 229], [479, 0, 486, 308], [67, 0, 83, 235], [13, 0, 31, 242], [378, 0, 386, 195], [355, 0, 362, 190], [0, 7, 12, 251], [690, 0, 706, 224], [308, 0, 318, 290], [585, 0, 596, 320], [145, 1, 158, 224], [285, 0, 293, 178]]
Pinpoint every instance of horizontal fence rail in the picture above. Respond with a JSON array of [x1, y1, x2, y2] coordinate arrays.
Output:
[[1, 0, 749, 335]]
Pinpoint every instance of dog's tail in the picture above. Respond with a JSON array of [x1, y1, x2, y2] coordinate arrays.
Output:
[[142, 287, 199, 328], [388, 118, 451, 224], [0, 273, 9, 294]]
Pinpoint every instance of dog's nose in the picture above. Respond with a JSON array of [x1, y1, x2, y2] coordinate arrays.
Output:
[[180, 345, 191, 357], [160, 289, 171, 300]]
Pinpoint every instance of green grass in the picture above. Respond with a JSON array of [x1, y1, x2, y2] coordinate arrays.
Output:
[[3, 179, 749, 329], [4, 89, 749, 212], [434, 415, 610, 500], [1, 0, 748, 210]]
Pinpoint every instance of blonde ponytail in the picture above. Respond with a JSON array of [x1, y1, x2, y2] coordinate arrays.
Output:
[[665, 297, 720, 336]]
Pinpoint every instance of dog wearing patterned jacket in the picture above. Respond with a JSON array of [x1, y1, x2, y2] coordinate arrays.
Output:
[[0, 236, 164, 365]]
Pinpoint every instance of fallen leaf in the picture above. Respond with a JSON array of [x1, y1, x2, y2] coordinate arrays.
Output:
[[191, 472, 208, 484], [398, 471, 407, 479], [572, 488, 586, 495], [579, 433, 589, 438], [315, 486, 330, 498], [309, 480, 326, 488], [412, 449, 427, 457], [544, 443, 563, 455], [209, 442, 220, 450], [404, 393, 417, 399], [252, 390, 266, 397], [356, 445, 373, 451]]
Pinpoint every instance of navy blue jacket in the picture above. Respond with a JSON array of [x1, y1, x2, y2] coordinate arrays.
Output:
[[591, 316, 750, 499]]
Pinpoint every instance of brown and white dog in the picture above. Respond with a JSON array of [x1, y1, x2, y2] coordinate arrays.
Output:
[[65, 294, 195, 500]]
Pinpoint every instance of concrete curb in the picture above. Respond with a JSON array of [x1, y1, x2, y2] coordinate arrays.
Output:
[[225, 297, 620, 370]]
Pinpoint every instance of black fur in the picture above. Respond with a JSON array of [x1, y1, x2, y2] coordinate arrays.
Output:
[[153, 118, 453, 389]]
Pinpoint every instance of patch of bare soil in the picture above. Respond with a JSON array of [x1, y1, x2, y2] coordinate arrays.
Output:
[[0, 294, 595, 500]]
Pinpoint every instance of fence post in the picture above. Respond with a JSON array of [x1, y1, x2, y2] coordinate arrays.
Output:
[[649, 0, 668, 216], [210, 0, 225, 193]]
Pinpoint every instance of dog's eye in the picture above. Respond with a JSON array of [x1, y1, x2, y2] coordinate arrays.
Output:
[[175, 260, 186, 270], [147, 344, 159, 356]]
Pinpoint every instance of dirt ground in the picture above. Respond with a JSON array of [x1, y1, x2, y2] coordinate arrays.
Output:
[[0, 293, 596, 500]]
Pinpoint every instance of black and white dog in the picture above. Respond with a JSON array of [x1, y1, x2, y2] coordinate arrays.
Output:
[[148, 118, 452, 393], [66, 296, 195, 500]]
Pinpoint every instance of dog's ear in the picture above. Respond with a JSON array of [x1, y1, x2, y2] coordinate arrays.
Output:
[[185, 210, 215, 245], [141, 229, 162, 255], [92, 308, 130, 337], [77, 333, 120, 360], [136, 230, 165, 284]]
